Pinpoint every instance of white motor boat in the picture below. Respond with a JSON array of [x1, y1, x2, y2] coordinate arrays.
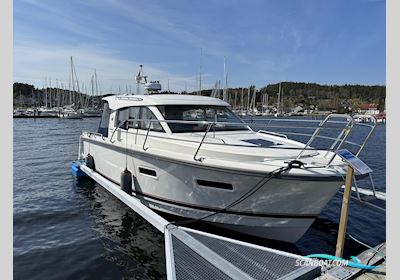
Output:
[[82, 108, 103, 118], [238, 111, 247, 117], [13, 108, 27, 117], [38, 107, 59, 117], [78, 94, 375, 243], [59, 108, 83, 119]]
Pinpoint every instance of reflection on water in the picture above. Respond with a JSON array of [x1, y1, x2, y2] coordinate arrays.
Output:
[[74, 179, 166, 279]]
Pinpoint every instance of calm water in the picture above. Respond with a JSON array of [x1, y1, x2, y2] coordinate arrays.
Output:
[[13, 117, 386, 280]]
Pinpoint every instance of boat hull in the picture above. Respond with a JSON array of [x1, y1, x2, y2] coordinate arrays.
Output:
[[137, 194, 315, 242], [82, 137, 342, 243]]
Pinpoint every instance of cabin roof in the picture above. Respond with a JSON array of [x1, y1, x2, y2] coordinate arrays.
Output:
[[103, 94, 230, 110]]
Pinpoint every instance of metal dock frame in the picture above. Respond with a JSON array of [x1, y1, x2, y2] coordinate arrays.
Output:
[[77, 163, 321, 280]]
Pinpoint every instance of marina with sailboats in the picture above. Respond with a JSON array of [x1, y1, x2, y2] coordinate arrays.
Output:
[[13, 57, 102, 119], [14, 61, 386, 124]]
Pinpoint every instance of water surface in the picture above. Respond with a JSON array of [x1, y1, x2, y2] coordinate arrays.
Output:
[[13, 117, 386, 279]]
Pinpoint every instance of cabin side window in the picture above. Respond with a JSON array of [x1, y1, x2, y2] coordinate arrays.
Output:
[[98, 101, 111, 137], [116, 106, 141, 129], [116, 106, 163, 132], [141, 107, 163, 132], [157, 105, 247, 133]]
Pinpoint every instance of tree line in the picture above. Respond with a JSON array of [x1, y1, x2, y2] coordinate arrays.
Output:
[[14, 81, 386, 112]]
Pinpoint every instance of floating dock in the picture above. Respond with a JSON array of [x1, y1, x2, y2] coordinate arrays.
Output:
[[72, 161, 386, 280], [319, 243, 386, 280]]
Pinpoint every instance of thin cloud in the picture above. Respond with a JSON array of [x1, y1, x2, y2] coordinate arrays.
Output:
[[14, 39, 196, 93], [13, 0, 385, 88]]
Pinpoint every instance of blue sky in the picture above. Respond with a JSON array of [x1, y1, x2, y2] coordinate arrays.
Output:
[[14, 0, 385, 93]]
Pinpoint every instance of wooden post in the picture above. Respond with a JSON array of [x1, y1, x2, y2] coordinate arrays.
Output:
[[335, 166, 354, 258]]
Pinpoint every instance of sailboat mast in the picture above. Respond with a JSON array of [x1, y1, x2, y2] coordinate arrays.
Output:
[[45, 77, 48, 108], [234, 90, 237, 110], [253, 87, 256, 112], [56, 79, 59, 108], [70, 56, 82, 108], [262, 94, 264, 114], [48, 78, 52, 108], [94, 69, 99, 96], [277, 82, 281, 115], [91, 74, 95, 108], [241, 88, 244, 113], [223, 57, 226, 101], [31, 88, 35, 109], [198, 47, 202, 96], [69, 66, 72, 106], [281, 86, 284, 114], [247, 87, 250, 111], [70, 56, 75, 106]]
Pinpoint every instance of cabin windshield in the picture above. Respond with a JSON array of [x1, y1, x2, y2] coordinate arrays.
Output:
[[157, 105, 248, 133]]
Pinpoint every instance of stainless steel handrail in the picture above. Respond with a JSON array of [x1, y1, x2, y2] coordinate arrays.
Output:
[[116, 96, 143, 101], [93, 114, 375, 166], [293, 114, 354, 163], [85, 131, 105, 140], [142, 120, 152, 151], [249, 124, 349, 130], [352, 115, 377, 156], [109, 120, 129, 143], [293, 114, 352, 160], [245, 118, 349, 124], [245, 115, 377, 157], [138, 119, 245, 152], [193, 123, 214, 162]]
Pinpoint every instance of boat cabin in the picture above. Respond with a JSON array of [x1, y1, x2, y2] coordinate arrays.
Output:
[[98, 94, 248, 137]]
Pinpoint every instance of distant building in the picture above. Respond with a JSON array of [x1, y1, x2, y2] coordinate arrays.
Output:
[[358, 103, 380, 115]]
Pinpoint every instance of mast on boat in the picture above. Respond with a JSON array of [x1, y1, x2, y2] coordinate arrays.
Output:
[[135, 64, 147, 95], [135, 65, 161, 95]]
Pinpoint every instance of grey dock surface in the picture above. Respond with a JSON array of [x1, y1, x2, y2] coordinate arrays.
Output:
[[318, 242, 386, 280]]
